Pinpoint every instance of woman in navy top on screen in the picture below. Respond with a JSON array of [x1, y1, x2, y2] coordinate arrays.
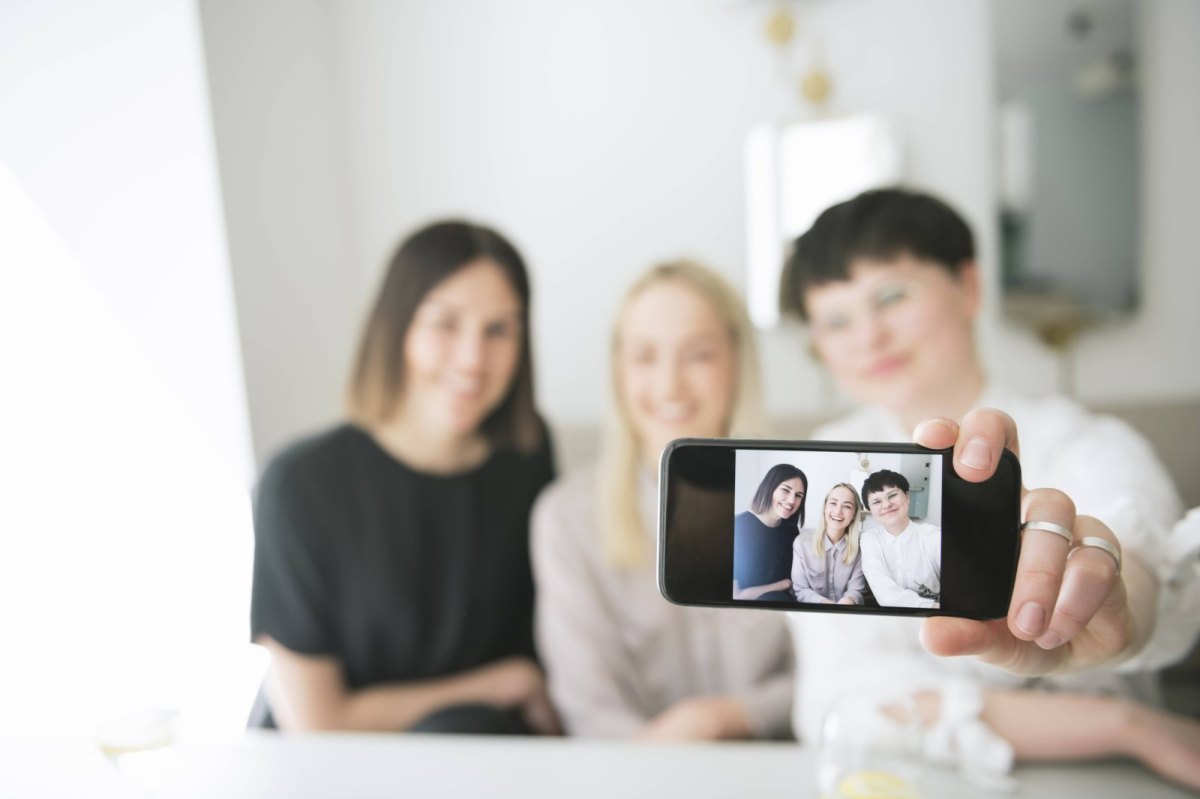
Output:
[[733, 464, 807, 602], [249, 220, 558, 735]]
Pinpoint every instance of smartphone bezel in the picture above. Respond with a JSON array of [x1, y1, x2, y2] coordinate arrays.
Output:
[[657, 437, 1021, 620]]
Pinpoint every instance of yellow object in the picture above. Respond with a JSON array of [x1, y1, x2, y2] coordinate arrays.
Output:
[[833, 770, 919, 799], [95, 708, 177, 761], [764, 6, 796, 47], [800, 68, 832, 106]]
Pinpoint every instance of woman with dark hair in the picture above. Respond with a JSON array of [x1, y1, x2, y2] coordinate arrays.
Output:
[[778, 188, 1200, 789], [249, 220, 558, 735], [733, 464, 807, 601]]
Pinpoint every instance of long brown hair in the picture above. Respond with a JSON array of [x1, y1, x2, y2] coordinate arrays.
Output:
[[749, 464, 808, 527], [345, 220, 542, 452]]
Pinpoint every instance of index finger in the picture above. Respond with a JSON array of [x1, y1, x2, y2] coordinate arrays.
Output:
[[913, 408, 1021, 484]]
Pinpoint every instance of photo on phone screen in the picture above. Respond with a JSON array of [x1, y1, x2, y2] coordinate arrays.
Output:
[[659, 439, 1021, 619], [733, 448, 942, 610]]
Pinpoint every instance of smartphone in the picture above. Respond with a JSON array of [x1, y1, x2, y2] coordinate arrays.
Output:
[[657, 439, 1021, 619]]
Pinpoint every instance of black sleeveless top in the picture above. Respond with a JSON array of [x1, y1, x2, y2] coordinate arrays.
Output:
[[733, 511, 797, 602], [250, 424, 554, 726]]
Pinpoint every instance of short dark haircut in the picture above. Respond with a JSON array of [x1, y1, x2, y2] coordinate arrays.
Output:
[[749, 464, 808, 527], [861, 470, 910, 506], [779, 188, 976, 321], [346, 219, 542, 452]]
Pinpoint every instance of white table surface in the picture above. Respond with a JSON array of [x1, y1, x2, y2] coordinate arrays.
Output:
[[4, 732, 1196, 799]]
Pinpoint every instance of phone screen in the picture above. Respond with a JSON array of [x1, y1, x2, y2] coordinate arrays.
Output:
[[658, 439, 1021, 619]]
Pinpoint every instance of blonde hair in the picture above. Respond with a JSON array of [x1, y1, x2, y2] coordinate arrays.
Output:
[[598, 260, 766, 568], [813, 482, 862, 565]]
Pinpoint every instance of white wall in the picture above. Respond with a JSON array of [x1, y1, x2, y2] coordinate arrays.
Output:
[[198, 0, 1200, 465], [198, 0, 362, 465], [0, 0, 260, 743], [1, 0, 254, 483], [328, 0, 803, 426]]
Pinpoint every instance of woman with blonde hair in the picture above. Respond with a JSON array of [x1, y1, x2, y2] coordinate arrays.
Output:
[[791, 482, 868, 605], [531, 259, 794, 740]]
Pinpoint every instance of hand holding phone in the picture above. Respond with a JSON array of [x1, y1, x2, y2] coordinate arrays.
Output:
[[658, 408, 1141, 677], [913, 412, 1136, 676]]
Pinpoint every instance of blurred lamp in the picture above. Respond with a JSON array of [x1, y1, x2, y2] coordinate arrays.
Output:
[[745, 114, 902, 328]]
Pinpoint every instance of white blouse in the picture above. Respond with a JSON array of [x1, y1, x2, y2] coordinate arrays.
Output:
[[859, 521, 942, 608]]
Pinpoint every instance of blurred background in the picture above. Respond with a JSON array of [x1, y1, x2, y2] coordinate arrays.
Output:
[[2, 0, 1197, 747]]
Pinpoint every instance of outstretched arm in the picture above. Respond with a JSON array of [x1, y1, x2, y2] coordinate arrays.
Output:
[[915, 411, 1154, 675], [904, 689, 1200, 792]]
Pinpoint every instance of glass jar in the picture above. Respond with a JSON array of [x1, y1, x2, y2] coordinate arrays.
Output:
[[816, 693, 925, 799]]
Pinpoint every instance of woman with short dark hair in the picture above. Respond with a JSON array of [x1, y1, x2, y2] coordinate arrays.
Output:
[[779, 188, 1200, 789], [250, 220, 557, 735]]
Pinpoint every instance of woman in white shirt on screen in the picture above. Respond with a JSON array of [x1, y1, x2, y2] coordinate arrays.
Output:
[[859, 470, 941, 608], [777, 188, 1200, 789], [531, 260, 793, 741]]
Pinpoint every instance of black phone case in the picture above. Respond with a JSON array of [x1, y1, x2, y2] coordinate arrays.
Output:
[[657, 438, 1022, 620]]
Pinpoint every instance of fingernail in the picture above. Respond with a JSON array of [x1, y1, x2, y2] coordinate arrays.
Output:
[[916, 418, 955, 438], [1036, 631, 1062, 649], [1015, 602, 1045, 636], [959, 437, 991, 470]]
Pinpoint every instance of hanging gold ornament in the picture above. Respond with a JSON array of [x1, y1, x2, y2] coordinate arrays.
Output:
[[764, 6, 796, 48], [800, 68, 831, 107]]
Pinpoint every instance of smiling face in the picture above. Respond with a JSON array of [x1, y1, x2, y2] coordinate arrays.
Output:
[[866, 485, 911, 534], [804, 255, 982, 422], [823, 485, 858, 541], [616, 279, 736, 468], [771, 478, 806, 523], [400, 258, 523, 438]]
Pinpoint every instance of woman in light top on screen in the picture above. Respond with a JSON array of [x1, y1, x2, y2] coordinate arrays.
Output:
[[791, 483, 867, 605], [733, 465, 806, 602], [531, 260, 794, 741]]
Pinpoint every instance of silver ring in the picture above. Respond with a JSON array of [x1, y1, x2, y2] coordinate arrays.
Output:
[[1068, 536, 1122, 577], [1020, 520, 1073, 545]]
